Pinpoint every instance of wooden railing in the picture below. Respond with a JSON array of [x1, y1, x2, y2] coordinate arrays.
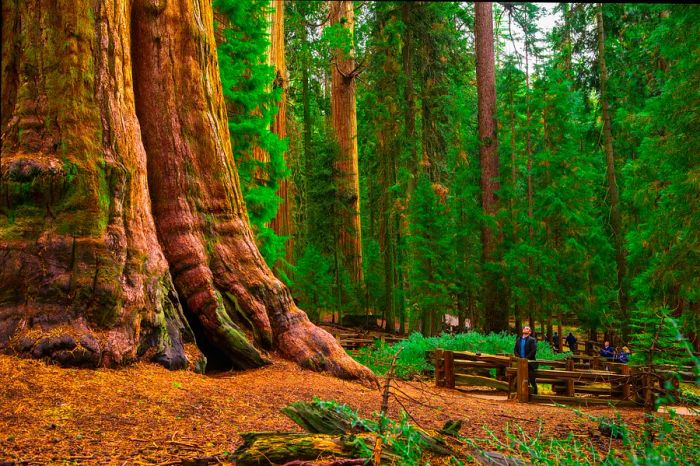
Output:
[[321, 325, 406, 350], [433, 350, 511, 391], [430, 350, 696, 407]]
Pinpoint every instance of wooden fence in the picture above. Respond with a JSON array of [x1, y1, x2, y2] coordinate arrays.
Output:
[[321, 325, 406, 350], [432, 350, 696, 407]]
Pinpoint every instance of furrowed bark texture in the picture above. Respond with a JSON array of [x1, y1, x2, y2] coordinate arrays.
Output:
[[0, 0, 197, 369], [0, 0, 373, 381], [329, 0, 363, 284], [130, 0, 372, 379], [475, 2, 506, 332]]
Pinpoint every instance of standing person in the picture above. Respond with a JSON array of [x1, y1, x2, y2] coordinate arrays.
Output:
[[514, 326, 538, 395], [565, 332, 577, 353], [552, 332, 560, 352]]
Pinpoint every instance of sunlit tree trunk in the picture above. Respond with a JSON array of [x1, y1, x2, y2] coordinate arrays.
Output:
[[329, 0, 363, 284], [0, 0, 373, 382]]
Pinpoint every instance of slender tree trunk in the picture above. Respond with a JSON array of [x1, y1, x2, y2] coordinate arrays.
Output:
[[397, 1, 416, 336], [376, 15, 401, 333], [268, 0, 293, 262], [0, 0, 373, 382], [329, 0, 363, 284], [475, 2, 506, 333], [301, 25, 313, 245], [402, 3, 418, 192], [525, 38, 537, 333], [597, 4, 628, 338], [509, 83, 520, 334]]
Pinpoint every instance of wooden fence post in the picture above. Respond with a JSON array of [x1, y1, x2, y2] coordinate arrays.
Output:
[[435, 350, 444, 387], [517, 358, 529, 402], [444, 351, 455, 389], [643, 371, 654, 409], [508, 356, 517, 396], [620, 364, 631, 400], [558, 321, 563, 352], [566, 358, 575, 397], [592, 356, 600, 370]]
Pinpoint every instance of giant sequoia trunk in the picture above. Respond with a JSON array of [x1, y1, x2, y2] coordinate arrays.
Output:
[[475, 2, 507, 333], [329, 0, 363, 284], [0, 0, 373, 381]]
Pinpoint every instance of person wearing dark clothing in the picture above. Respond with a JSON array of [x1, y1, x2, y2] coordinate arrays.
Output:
[[600, 341, 615, 359], [615, 346, 630, 364], [514, 326, 538, 395], [552, 332, 560, 351], [565, 332, 577, 353]]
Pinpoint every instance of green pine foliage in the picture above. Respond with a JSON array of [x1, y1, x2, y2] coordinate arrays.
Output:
[[275, 2, 698, 361], [405, 174, 454, 335], [624, 5, 700, 367], [215, 0, 290, 277]]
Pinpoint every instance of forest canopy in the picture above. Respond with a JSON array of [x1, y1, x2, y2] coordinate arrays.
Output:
[[222, 1, 698, 360]]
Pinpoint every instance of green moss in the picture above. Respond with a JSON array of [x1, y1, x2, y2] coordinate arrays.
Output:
[[62, 157, 78, 183], [213, 290, 267, 366]]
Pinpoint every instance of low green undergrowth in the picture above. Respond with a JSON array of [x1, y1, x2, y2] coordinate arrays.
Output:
[[310, 398, 431, 465], [464, 409, 700, 466], [352, 331, 566, 379], [305, 400, 700, 465]]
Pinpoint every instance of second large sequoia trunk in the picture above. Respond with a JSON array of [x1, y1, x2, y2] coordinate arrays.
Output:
[[0, 0, 372, 381]]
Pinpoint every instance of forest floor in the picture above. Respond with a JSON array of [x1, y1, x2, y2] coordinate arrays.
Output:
[[0, 353, 656, 465]]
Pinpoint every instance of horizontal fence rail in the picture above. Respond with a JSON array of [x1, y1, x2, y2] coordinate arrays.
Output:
[[430, 350, 697, 407]]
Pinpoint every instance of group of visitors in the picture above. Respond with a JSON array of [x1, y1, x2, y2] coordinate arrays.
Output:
[[514, 327, 632, 395], [599, 341, 631, 363], [551, 331, 579, 352]]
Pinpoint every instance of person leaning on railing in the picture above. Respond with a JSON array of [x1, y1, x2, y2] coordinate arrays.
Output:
[[615, 346, 631, 364], [600, 341, 615, 359], [514, 326, 538, 395]]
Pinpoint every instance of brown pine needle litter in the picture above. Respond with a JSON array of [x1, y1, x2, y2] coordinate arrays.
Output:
[[0, 353, 646, 465]]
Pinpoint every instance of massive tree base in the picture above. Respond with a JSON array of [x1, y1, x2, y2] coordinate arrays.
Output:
[[0, 0, 373, 382]]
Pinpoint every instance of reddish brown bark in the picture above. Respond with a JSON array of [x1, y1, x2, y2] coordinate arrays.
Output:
[[475, 2, 506, 332], [268, 0, 293, 262], [329, 0, 363, 284], [0, 0, 373, 382], [0, 0, 196, 369]]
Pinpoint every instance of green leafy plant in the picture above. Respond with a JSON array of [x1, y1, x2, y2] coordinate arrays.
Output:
[[353, 331, 566, 379]]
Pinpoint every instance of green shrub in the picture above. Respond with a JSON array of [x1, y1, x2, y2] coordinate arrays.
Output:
[[353, 331, 566, 379]]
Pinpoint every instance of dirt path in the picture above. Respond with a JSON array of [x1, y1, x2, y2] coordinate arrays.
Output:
[[0, 354, 646, 464]]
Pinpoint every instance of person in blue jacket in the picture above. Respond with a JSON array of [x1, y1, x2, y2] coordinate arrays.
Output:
[[514, 326, 538, 395], [616, 346, 630, 364], [600, 341, 615, 359]]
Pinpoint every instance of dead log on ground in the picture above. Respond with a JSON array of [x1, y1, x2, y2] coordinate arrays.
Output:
[[233, 432, 396, 466]]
